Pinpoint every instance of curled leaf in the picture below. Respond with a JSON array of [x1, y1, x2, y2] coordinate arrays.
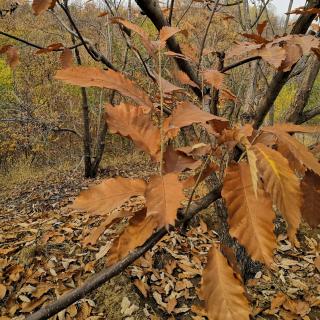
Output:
[[105, 103, 160, 160], [55, 67, 153, 109]]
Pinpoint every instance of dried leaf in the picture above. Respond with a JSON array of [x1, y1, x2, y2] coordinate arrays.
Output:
[[271, 292, 287, 310], [60, 48, 73, 69], [96, 242, 112, 260], [21, 295, 48, 312], [164, 145, 201, 173], [252, 143, 302, 244], [203, 69, 224, 90], [177, 143, 211, 157], [263, 124, 320, 134], [315, 256, 320, 272], [0, 284, 6, 300], [273, 132, 320, 176], [133, 279, 149, 298], [35, 43, 64, 54], [301, 171, 320, 228], [111, 17, 156, 55], [200, 245, 250, 320], [257, 20, 268, 35], [145, 173, 186, 227], [55, 67, 153, 109], [32, 0, 56, 15], [82, 210, 133, 245], [107, 210, 157, 265], [164, 101, 228, 138], [0, 45, 19, 68], [247, 149, 259, 197], [257, 45, 287, 69], [222, 162, 276, 265], [166, 297, 177, 313], [105, 103, 160, 160], [159, 26, 181, 45], [32, 283, 52, 298], [173, 69, 200, 88], [72, 177, 146, 215], [182, 162, 218, 189]]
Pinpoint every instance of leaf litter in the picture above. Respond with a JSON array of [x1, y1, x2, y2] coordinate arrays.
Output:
[[0, 166, 319, 319]]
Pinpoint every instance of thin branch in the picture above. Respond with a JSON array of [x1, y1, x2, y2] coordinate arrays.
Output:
[[54, 2, 117, 70], [168, 0, 174, 25], [249, 0, 271, 29], [0, 31, 82, 51], [51, 127, 82, 137], [197, 0, 220, 73], [298, 105, 320, 124], [284, 0, 294, 34], [26, 185, 222, 320], [58, 1, 100, 62], [222, 55, 261, 73], [176, 0, 193, 27], [209, 0, 242, 6]]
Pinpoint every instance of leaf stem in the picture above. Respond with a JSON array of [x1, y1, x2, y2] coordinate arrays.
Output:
[[159, 45, 164, 176]]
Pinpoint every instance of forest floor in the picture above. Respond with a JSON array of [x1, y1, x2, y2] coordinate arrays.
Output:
[[0, 157, 319, 320]]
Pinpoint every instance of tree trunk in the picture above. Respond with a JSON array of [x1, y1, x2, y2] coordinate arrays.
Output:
[[253, 0, 320, 129], [72, 37, 94, 178], [285, 54, 320, 124]]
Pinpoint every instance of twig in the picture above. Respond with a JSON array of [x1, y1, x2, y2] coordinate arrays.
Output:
[[0, 31, 82, 51], [168, 0, 174, 25], [159, 44, 164, 175], [197, 0, 221, 73], [249, 0, 271, 29], [222, 56, 261, 73], [176, 0, 193, 27]]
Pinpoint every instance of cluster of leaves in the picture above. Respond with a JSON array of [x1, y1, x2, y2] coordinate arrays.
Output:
[[49, 17, 320, 319]]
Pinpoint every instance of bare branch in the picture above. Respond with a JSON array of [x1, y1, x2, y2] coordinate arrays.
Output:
[[222, 55, 261, 73], [297, 105, 320, 124], [197, 0, 221, 73], [0, 31, 82, 51], [168, 0, 174, 25]]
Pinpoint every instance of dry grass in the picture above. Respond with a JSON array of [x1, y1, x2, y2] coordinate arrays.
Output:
[[0, 158, 75, 191]]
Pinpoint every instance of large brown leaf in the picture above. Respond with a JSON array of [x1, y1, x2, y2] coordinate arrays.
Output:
[[145, 173, 186, 227], [164, 101, 228, 138], [301, 171, 320, 228], [222, 163, 276, 265], [32, 0, 56, 15], [105, 103, 160, 160], [274, 132, 320, 176], [107, 210, 158, 266], [200, 245, 250, 320], [72, 177, 146, 215], [163, 145, 201, 173], [252, 143, 302, 244], [55, 67, 153, 109]]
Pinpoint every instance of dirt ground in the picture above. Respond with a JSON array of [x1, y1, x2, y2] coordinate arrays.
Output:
[[0, 160, 319, 319]]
